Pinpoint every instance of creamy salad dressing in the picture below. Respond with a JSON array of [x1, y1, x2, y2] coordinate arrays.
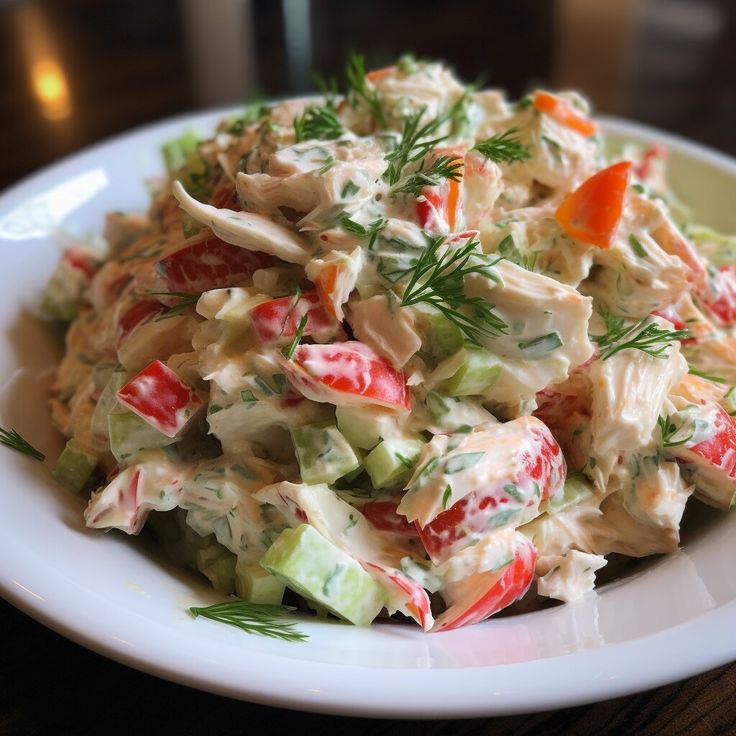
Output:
[[46, 56, 736, 629]]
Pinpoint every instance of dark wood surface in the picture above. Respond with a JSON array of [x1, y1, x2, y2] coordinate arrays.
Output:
[[2, 1, 736, 732]]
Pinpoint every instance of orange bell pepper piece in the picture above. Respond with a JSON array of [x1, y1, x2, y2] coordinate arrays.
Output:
[[555, 161, 632, 248], [534, 91, 598, 137]]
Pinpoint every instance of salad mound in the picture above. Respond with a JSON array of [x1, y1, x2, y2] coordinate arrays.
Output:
[[46, 55, 736, 633]]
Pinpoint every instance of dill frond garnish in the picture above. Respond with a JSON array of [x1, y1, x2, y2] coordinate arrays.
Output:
[[189, 601, 307, 642], [591, 313, 690, 361], [472, 127, 531, 165], [400, 233, 506, 345], [0, 428, 44, 461], [389, 156, 464, 197], [293, 104, 343, 143]]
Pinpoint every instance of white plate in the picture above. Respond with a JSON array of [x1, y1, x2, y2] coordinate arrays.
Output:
[[1, 111, 735, 719]]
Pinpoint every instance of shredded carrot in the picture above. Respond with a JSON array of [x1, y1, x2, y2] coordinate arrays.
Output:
[[316, 264, 339, 318], [366, 66, 396, 84], [533, 91, 598, 137]]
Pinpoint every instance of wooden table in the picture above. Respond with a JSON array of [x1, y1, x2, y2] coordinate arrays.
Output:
[[2, 1, 735, 732]]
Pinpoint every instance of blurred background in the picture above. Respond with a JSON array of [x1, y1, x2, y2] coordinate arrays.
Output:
[[1, 0, 735, 190]]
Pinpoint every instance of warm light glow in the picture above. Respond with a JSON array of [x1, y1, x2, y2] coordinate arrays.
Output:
[[15, 4, 73, 122], [31, 58, 72, 120]]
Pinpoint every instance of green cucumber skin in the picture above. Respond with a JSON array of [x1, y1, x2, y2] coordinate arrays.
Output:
[[445, 347, 502, 396], [261, 524, 386, 626], [291, 423, 361, 484], [51, 439, 98, 493]]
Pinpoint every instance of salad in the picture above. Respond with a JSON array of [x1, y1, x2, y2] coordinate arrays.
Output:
[[42, 55, 736, 633]]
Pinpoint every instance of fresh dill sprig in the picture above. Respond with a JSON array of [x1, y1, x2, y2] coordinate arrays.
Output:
[[282, 313, 309, 360], [688, 365, 727, 384], [657, 415, 694, 448], [383, 108, 448, 186], [149, 291, 200, 321], [294, 104, 343, 143], [591, 313, 690, 361], [383, 93, 472, 187], [0, 428, 44, 461], [345, 53, 386, 128], [189, 601, 307, 642], [389, 156, 464, 197], [472, 127, 531, 165], [400, 233, 506, 345]]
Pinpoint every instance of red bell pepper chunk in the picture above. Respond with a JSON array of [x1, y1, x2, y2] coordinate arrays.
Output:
[[555, 161, 631, 248], [697, 266, 736, 326], [116, 298, 162, 347], [533, 91, 598, 137], [282, 341, 411, 411], [361, 499, 418, 537], [633, 144, 667, 180], [152, 234, 271, 297], [63, 248, 100, 280], [416, 148, 464, 232], [249, 292, 333, 345], [432, 535, 537, 632], [417, 420, 565, 562], [117, 360, 203, 438]]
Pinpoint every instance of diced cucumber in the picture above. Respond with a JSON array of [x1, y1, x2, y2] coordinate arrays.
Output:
[[196, 539, 230, 571], [90, 368, 130, 443], [108, 408, 179, 466], [544, 473, 594, 514], [364, 434, 426, 489], [161, 129, 201, 172], [335, 405, 398, 450], [200, 551, 237, 595], [428, 313, 464, 358], [41, 264, 87, 322], [52, 438, 98, 493], [426, 391, 494, 431], [261, 524, 386, 626], [235, 560, 285, 604], [444, 346, 503, 396], [291, 423, 361, 484], [720, 387, 736, 416]]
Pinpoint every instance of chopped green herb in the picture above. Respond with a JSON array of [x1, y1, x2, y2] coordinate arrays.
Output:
[[445, 451, 484, 474], [687, 365, 727, 384], [341, 180, 360, 199], [148, 291, 199, 320], [628, 234, 648, 258], [189, 601, 307, 642], [503, 483, 524, 503], [281, 314, 309, 360], [442, 484, 452, 509], [241, 390, 258, 403], [0, 428, 44, 461], [518, 332, 563, 358], [657, 414, 694, 448]]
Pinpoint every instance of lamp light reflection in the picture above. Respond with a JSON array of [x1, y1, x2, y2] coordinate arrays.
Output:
[[16, 4, 73, 122], [31, 58, 72, 121]]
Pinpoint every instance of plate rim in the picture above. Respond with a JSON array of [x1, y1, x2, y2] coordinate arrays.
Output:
[[1, 109, 735, 719]]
